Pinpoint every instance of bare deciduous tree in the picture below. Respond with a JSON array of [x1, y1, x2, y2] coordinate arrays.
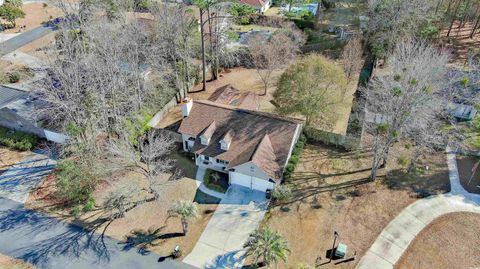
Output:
[[248, 31, 297, 96], [364, 40, 450, 180]]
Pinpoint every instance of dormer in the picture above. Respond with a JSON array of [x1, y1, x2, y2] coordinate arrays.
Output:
[[200, 121, 216, 146], [220, 130, 233, 151]]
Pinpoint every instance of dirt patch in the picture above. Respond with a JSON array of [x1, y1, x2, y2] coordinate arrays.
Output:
[[0, 60, 34, 84], [0, 146, 30, 174], [395, 212, 480, 269], [456, 155, 480, 194], [18, 32, 57, 62], [256, 143, 450, 268], [0, 254, 35, 269], [3, 3, 63, 33]]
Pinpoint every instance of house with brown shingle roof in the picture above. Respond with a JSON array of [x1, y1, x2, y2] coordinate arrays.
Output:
[[178, 98, 302, 192], [239, 0, 272, 13]]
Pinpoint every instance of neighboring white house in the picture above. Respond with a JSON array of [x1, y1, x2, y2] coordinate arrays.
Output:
[[178, 98, 302, 192], [240, 0, 271, 13]]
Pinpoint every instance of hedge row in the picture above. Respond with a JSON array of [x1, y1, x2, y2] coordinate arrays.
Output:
[[284, 133, 307, 182], [0, 127, 38, 151]]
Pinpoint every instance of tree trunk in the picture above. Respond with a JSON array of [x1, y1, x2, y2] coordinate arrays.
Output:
[[408, 149, 421, 174], [471, 13, 480, 38], [445, 0, 454, 15], [447, 0, 462, 37], [206, 8, 217, 81], [181, 218, 188, 235], [199, 9, 207, 92], [459, 0, 471, 28], [435, 0, 444, 14]]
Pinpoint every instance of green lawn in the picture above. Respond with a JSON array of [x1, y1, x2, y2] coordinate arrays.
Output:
[[172, 151, 197, 179]]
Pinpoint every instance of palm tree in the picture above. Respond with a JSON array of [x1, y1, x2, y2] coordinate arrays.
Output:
[[169, 200, 198, 235], [245, 227, 290, 269]]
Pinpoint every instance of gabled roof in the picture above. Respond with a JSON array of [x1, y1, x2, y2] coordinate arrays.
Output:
[[178, 100, 301, 181], [208, 84, 260, 110], [239, 0, 266, 7], [251, 134, 280, 180], [201, 121, 216, 140], [221, 129, 234, 145]]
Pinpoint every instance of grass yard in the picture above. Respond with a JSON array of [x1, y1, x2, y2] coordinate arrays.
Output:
[[264, 7, 282, 17], [395, 212, 480, 269], [232, 24, 278, 32], [3, 3, 63, 33], [26, 150, 217, 259], [256, 142, 450, 268], [0, 254, 35, 269], [0, 146, 30, 175]]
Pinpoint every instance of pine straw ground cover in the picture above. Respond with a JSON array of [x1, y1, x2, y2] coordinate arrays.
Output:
[[395, 212, 480, 269], [253, 142, 450, 269]]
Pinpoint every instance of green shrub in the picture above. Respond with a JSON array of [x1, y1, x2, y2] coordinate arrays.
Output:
[[71, 205, 82, 218], [321, 0, 335, 9], [0, 127, 38, 151], [397, 155, 409, 167], [290, 17, 315, 30], [203, 169, 228, 193], [286, 163, 295, 172], [55, 159, 97, 206], [283, 133, 307, 181], [289, 155, 299, 165], [229, 3, 255, 25], [272, 185, 292, 202], [82, 197, 96, 212], [8, 72, 20, 83]]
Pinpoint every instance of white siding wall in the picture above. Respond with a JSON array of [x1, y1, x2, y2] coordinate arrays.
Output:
[[196, 155, 229, 172], [181, 134, 195, 152]]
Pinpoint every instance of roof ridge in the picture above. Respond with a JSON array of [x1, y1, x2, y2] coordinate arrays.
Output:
[[194, 99, 303, 125]]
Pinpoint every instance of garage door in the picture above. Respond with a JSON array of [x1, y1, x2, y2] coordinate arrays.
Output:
[[230, 172, 275, 192]]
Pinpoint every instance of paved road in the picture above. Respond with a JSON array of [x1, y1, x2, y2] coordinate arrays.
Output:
[[356, 148, 480, 269], [0, 24, 56, 56], [183, 186, 269, 269], [0, 197, 195, 269], [0, 152, 195, 269]]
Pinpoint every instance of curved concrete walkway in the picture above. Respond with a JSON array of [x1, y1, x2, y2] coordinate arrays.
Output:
[[356, 148, 480, 269]]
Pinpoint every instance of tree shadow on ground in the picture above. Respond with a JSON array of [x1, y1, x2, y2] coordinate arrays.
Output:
[[0, 201, 113, 267], [382, 168, 450, 198], [121, 226, 184, 254]]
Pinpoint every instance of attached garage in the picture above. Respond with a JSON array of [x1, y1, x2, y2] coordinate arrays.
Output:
[[229, 172, 275, 192]]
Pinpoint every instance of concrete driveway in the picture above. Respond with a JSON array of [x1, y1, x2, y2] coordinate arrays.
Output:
[[0, 152, 55, 203], [183, 186, 269, 269]]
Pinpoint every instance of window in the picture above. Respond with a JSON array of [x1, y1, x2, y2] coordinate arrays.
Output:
[[216, 159, 228, 164], [204, 156, 210, 161]]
